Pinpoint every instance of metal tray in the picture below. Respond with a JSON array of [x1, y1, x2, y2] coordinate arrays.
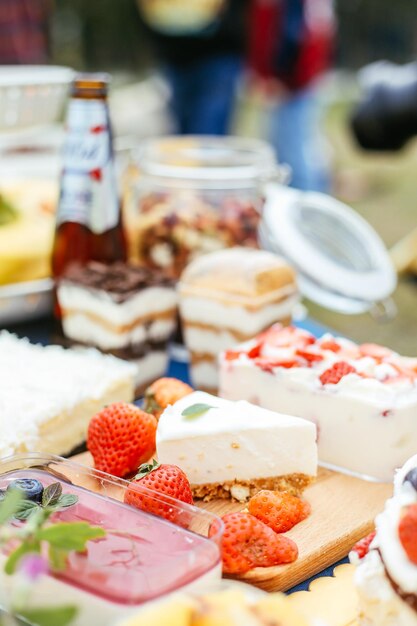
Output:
[[0, 278, 53, 326]]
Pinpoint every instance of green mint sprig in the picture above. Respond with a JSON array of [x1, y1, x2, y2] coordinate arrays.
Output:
[[14, 483, 78, 521], [0, 484, 106, 626], [181, 403, 216, 420]]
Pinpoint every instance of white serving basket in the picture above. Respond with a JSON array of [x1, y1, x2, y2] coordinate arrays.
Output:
[[0, 65, 74, 131]]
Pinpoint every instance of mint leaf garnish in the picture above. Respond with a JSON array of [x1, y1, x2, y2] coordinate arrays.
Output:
[[48, 545, 68, 572], [37, 522, 105, 551], [181, 403, 216, 420], [0, 490, 23, 525], [55, 494, 78, 509], [14, 500, 39, 521], [42, 483, 62, 508], [19, 606, 78, 626]]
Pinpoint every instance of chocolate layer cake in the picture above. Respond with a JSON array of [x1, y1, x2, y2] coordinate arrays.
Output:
[[57, 262, 178, 395]]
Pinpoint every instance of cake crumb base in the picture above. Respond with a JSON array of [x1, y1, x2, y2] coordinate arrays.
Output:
[[191, 473, 314, 502]]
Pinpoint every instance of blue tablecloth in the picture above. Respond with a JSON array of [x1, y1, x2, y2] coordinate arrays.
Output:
[[5, 314, 348, 593]]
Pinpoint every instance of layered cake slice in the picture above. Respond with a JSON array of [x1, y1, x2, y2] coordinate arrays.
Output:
[[57, 262, 177, 394], [0, 332, 137, 458], [178, 247, 298, 392], [220, 324, 417, 481], [351, 454, 417, 625], [156, 391, 317, 502]]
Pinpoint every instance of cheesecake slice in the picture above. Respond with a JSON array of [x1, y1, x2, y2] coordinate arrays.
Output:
[[156, 391, 317, 502], [0, 331, 137, 458]]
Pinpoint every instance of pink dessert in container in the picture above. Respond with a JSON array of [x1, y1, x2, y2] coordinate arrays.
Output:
[[0, 454, 223, 626]]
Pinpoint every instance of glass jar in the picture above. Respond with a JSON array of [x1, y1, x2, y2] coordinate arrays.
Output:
[[124, 136, 286, 279]]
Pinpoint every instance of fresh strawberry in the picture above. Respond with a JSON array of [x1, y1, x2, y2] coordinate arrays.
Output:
[[351, 531, 376, 560], [87, 403, 156, 478], [359, 343, 392, 360], [209, 512, 298, 575], [124, 460, 193, 525], [320, 339, 341, 353], [144, 377, 193, 420], [319, 361, 356, 385], [248, 490, 311, 534], [399, 504, 417, 564]]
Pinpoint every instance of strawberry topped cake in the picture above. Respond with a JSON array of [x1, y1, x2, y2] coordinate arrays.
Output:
[[219, 324, 417, 481], [351, 454, 417, 625]]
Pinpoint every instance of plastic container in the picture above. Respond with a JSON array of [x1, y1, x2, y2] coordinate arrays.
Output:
[[125, 136, 286, 278], [0, 66, 74, 131], [0, 454, 222, 626]]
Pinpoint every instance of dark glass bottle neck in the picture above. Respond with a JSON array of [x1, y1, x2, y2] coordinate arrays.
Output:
[[71, 73, 110, 100]]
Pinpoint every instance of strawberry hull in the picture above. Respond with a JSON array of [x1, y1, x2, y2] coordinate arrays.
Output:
[[0, 454, 222, 626]]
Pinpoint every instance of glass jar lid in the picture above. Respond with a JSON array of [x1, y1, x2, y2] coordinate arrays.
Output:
[[132, 136, 283, 190], [260, 184, 397, 318]]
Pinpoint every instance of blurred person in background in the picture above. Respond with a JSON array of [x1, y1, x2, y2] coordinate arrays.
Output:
[[0, 0, 51, 64], [248, 0, 336, 192], [136, 0, 250, 135]]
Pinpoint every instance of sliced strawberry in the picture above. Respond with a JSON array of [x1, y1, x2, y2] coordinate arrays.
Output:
[[249, 490, 311, 534], [254, 357, 299, 373], [399, 504, 417, 564], [264, 325, 315, 348], [296, 348, 324, 363], [319, 361, 356, 385], [209, 512, 298, 575], [320, 339, 341, 353], [224, 350, 242, 361], [351, 531, 376, 560], [359, 343, 393, 360], [247, 343, 263, 359]]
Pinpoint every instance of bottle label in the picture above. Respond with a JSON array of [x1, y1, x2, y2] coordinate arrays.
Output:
[[57, 100, 119, 234]]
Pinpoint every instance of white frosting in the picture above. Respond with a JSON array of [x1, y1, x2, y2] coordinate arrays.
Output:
[[395, 455, 417, 493], [0, 332, 137, 457], [156, 391, 317, 486], [58, 283, 177, 326], [62, 314, 176, 350], [179, 292, 298, 336], [377, 487, 417, 593], [354, 550, 417, 626]]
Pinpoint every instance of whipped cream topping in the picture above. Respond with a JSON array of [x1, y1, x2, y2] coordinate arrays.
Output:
[[0, 332, 137, 456], [353, 456, 417, 602], [223, 325, 417, 404], [374, 458, 417, 594]]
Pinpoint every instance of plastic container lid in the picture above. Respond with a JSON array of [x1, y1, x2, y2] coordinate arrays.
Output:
[[259, 184, 397, 318], [132, 136, 284, 190]]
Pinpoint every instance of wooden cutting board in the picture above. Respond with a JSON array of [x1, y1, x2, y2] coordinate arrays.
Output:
[[71, 452, 391, 593]]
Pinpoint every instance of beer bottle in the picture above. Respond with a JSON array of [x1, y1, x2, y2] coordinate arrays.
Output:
[[52, 74, 126, 296]]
